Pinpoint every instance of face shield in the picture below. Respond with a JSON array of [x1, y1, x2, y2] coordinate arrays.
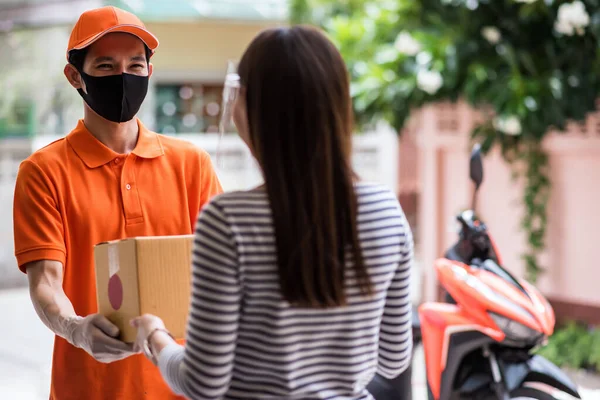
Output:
[[216, 60, 241, 167]]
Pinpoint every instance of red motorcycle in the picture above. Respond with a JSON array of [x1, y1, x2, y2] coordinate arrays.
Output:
[[414, 144, 581, 399]]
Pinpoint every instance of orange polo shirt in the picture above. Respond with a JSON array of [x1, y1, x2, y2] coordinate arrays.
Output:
[[13, 119, 223, 400]]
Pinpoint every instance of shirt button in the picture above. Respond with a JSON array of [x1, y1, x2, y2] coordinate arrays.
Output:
[[126, 184, 131, 190], [114, 158, 120, 165]]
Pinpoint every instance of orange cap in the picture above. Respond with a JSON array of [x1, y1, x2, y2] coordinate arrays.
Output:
[[66, 6, 159, 60]]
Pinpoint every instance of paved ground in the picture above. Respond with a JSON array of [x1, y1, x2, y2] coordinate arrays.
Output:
[[0, 287, 598, 399], [0, 287, 53, 399]]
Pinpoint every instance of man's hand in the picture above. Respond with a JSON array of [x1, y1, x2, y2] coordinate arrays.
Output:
[[67, 314, 139, 363], [26, 260, 138, 363]]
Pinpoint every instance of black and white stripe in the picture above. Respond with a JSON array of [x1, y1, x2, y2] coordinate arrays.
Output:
[[159, 183, 413, 400]]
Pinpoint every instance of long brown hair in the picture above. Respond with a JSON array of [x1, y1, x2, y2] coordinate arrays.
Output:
[[238, 25, 372, 308]]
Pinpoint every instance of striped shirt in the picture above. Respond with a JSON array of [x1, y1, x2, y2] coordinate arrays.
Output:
[[158, 183, 413, 399]]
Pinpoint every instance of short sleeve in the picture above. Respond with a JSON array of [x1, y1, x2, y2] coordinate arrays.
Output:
[[13, 160, 66, 272], [199, 150, 223, 206]]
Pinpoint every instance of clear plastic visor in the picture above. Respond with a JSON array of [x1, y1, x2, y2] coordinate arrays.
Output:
[[219, 60, 241, 136], [216, 60, 240, 168]]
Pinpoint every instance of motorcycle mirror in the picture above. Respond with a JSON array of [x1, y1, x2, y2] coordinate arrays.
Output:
[[470, 144, 484, 190]]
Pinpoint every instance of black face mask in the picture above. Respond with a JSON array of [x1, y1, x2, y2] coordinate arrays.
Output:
[[77, 72, 149, 123]]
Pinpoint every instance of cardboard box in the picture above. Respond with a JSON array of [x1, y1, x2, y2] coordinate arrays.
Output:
[[94, 235, 194, 343]]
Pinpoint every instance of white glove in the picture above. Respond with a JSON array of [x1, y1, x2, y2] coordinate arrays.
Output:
[[63, 314, 139, 363]]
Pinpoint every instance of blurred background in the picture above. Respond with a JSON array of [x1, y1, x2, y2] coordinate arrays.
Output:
[[1, 0, 600, 398]]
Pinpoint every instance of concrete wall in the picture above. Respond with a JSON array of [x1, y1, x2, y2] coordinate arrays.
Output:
[[146, 20, 283, 82], [412, 102, 600, 312]]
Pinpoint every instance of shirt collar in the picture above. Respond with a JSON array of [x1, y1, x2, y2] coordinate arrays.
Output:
[[67, 119, 165, 168]]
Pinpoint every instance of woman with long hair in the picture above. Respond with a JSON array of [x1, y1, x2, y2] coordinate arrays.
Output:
[[131, 25, 413, 399]]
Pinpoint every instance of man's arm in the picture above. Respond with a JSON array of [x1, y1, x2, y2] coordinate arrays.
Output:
[[26, 260, 77, 334], [26, 259, 137, 363], [15, 160, 136, 363]]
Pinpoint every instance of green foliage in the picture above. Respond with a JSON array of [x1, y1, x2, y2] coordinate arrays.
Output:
[[0, 28, 82, 137], [292, 0, 600, 282], [536, 322, 600, 371]]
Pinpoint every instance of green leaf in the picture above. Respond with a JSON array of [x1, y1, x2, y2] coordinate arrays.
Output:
[[299, 0, 600, 284]]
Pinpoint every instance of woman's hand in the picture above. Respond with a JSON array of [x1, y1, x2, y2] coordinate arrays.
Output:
[[130, 314, 167, 353]]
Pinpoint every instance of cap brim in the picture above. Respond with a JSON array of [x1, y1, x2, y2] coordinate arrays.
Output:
[[69, 24, 159, 56]]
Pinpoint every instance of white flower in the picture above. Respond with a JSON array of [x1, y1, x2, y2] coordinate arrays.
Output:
[[481, 26, 501, 44], [416, 70, 443, 95], [493, 116, 522, 136], [555, 1, 590, 36], [394, 31, 421, 56], [514, 0, 537, 3]]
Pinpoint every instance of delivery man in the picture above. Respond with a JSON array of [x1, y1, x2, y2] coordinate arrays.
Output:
[[12, 6, 223, 400]]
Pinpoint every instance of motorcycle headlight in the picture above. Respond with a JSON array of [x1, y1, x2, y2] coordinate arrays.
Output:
[[489, 312, 542, 343]]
